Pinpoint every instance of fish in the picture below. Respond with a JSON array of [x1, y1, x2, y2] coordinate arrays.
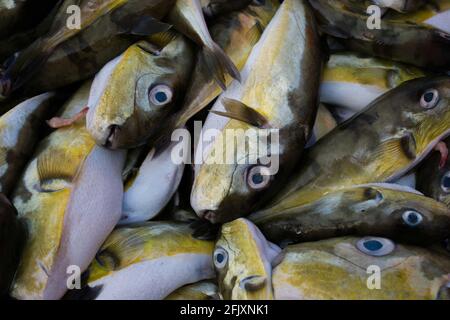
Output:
[[82, 222, 215, 300], [272, 236, 450, 300], [170, 0, 280, 133], [417, 137, 450, 207], [309, 0, 450, 69], [165, 280, 219, 300], [168, 0, 240, 90], [0, 92, 64, 196], [371, 0, 426, 12], [190, 0, 323, 224], [249, 183, 450, 246], [0, 1, 60, 62], [120, 141, 186, 225], [320, 52, 426, 115], [214, 218, 281, 300], [11, 81, 126, 300], [200, 0, 254, 18], [0, 193, 26, 297], [0, 0, 174, 99], [86, 35, 195, 149], [385, 0, 450, 33], [306, 104, 337, 148], [261, 76, 450, 216]]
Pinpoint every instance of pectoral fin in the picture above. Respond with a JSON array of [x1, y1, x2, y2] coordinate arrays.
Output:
[[211, 98, 269, 128]]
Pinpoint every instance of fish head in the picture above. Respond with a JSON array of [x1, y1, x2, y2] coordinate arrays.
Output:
[[214, 218, 280, 300], [85, 222, 215, 299], [361, 185, 450, 244], [191, 120, 284, 223], [87, 37, 194, 149], [273, 236, 450, 299]]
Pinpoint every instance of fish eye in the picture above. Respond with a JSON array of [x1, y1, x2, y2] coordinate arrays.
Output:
[[420, 89, 439, 109], [148, 84, 173, 107], [356, 237, 395, 257], [441, 172, 450, 193], [247, 166, 272, 190], [402, 210, 423, 227], [214, 247, 228, 269]]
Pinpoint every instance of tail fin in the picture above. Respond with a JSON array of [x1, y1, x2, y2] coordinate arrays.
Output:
[[200, 42, 241, 91]]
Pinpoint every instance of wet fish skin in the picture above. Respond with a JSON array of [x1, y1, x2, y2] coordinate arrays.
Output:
[[320, 52, 426, 114], [417, 137, 450, 208], [172, 0, 280, 130], [384, 0, 450, 33], [120, 142, 186, 225], [250, 184, 450, 246], [86, 35, 194, 149], [83, 222, 215, 300], [372, 0, 426, 12], [309, 0, 450, 69], [165, 281, 219, 300], [191, 0, 323, 224], [11, 81, 126, 300], [273, 236, 450, 300], [0, 0, 174, 99], [262, 76, 450, 216], [0, 93, 64, 196], [0, 194, 26, 297], [215, 218, 280, 300], [169, 0, 241, 89]]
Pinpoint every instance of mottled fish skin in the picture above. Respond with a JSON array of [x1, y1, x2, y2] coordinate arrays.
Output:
[[0, 92, 63, 196], [168, 0, 241, 89], [214, 218, 280, 300], [250, 183, 450, 246], [172, 0, 280, 130], [0, 193, 26, 297], [417, 137, 450, 208], [200, 0, 253, 18], [272, 237, 450, 300], [0, 0, 175, 99], [86, 35, 194, 149], [320, 52, 426, 113], [261, 76, 450, 217], [11, 81, 126, 300], [84, 222, 215, 300], [165, 280, 219, 300], [309, 0, 450, 69], [191, 0, 323, 224]]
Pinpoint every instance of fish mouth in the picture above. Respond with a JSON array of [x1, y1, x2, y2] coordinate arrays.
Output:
[[103, 125, 121, 149]]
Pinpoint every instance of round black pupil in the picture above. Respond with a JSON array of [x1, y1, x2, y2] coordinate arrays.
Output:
[[252, 173, 264, 185], [442, 174, 450, 189], [216, 253, 224, 264], [407, 212, 419, 224], [424, 92, 434, 103], [155, 91, 167, 103], [363, 240, 383, 251]]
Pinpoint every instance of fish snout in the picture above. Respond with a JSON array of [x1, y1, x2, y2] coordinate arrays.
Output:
[[239, 275, 267, 292]]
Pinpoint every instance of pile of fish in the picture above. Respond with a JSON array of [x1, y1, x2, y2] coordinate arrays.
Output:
[[0, 0, 449, 300]]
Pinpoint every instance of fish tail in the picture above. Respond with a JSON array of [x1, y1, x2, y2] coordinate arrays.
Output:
[[201, 42, 241, 91]]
